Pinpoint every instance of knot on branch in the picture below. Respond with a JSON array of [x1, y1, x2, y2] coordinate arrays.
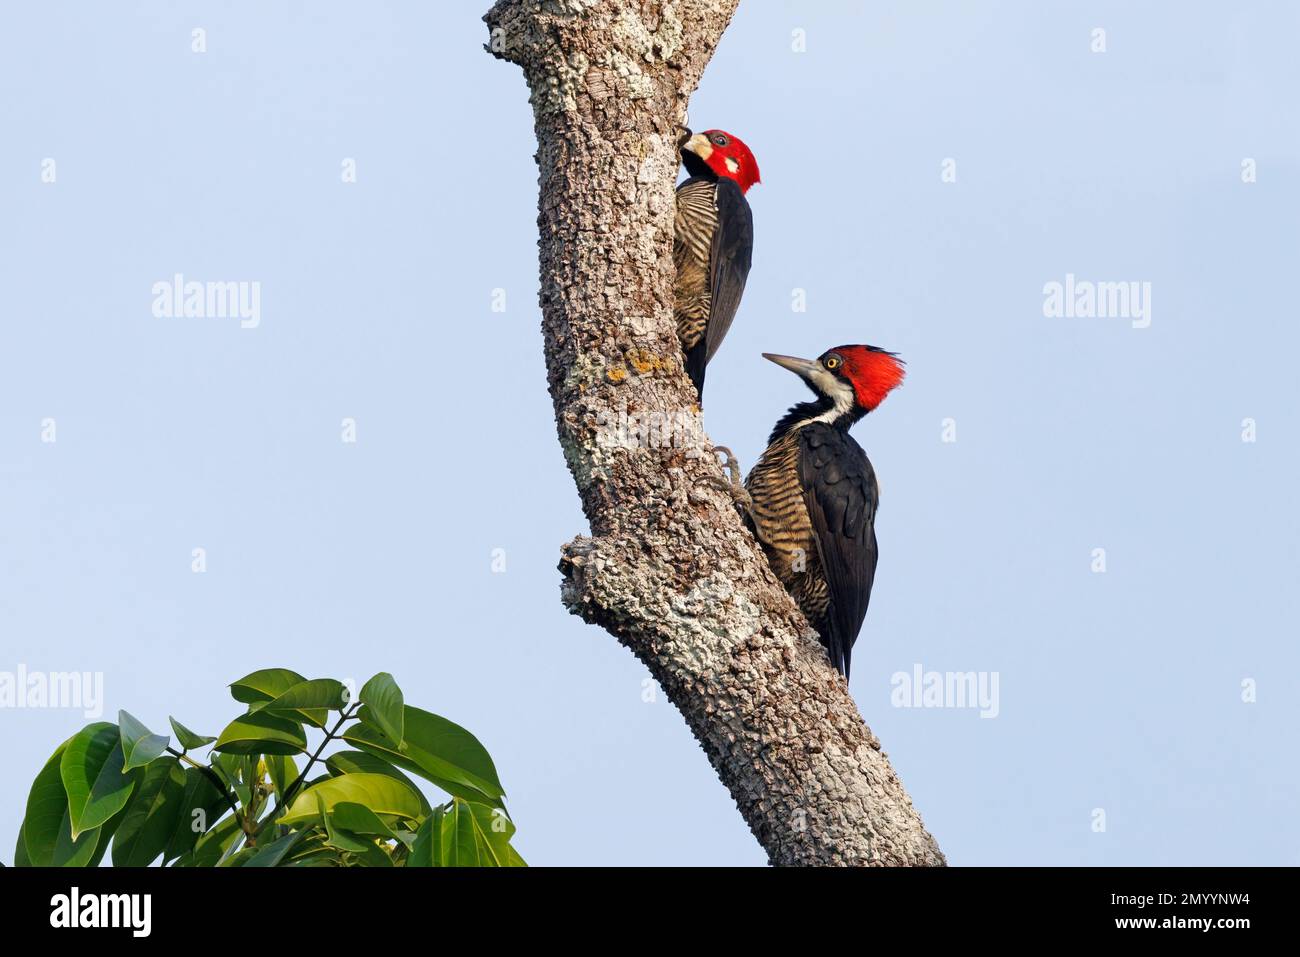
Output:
[[558, 532, 818, 684]]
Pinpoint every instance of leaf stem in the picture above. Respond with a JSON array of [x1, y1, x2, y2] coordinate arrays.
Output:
[[259, 704, 359, 833]]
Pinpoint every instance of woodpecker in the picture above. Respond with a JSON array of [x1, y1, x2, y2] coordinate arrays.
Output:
[[717, 346, 905, 678], [674, 128, 758, 400]]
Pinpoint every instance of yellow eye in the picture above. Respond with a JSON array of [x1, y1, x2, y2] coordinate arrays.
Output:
[[823, 356, 841, 370]]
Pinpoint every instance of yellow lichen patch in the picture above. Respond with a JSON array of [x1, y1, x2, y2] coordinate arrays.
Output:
[[606, 366, 628, 384], [627, 349, 664, 375]]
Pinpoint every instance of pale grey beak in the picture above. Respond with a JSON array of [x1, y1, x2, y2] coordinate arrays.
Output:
[[762, 353, 819, 383], [682, 132, 714, 160]]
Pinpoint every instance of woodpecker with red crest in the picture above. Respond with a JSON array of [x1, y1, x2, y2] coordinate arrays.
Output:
[[715, 346, 906, 678], [674, 128, 758, 400]]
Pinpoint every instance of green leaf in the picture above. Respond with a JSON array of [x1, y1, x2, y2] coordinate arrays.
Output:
[[283, 848, 342, 867], [230, 669, 327, 728], [259, 678, 350, 716], [213, 711, 307, 756], [324, 750, 432, 816], [349, 840, 395, 867], [280, 773, 424, 826], [21, 738, 74, 866], [467, 801, 517, 866], [52, 816, 103, 866], [342, 705, 505, 807], [359, 673, 404, 745], [321, 796, 373, 854], [218, 847, 258, 867], [405, 798, 516, 868], [175, 811, 242, 867], [331, 802, 398, 840], [21, 738, 112, 866], [266, 754, 297, 802], [408, 807, 443, 867], [13, 824, 31, 867], [168, 717, 216, 751], [443, 798, 480, 867], [327, 827, 374, 855], [388, 826, 417, 848], [112, 758, 186, 866], [162, 767, 228, 863], [297, 710, 330, 729], [60, 723, 137, 838], [242, 829, 304, 867], [118, 711, 170, 771], [229, 668, 307, 705], [88, 805, 129, 868], [212, 752, 242, 786], [282, 832, 331, 862]]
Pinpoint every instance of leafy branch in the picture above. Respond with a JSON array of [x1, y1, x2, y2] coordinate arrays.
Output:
[[264, 702, 360, 828], [11, 669, 524, 868]]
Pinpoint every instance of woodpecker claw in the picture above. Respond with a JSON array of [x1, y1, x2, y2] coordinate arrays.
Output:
[[710, 445, 744, 490], [697, 474, 736, 496], [698, 445, 765, 541]]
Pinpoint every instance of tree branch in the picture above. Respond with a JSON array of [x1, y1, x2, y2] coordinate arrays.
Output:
[[485, 0, 944, 866]]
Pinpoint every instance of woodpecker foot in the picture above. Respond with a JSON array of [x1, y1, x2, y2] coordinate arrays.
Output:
[[698, 445, 760, 530], [710, 445, 744, 492]]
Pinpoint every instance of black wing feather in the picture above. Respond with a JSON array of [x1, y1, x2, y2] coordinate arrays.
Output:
[[692, 178, 752, 395], [797, 424, 879, 679]]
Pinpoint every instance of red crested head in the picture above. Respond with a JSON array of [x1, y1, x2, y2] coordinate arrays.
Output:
[[829, 345, 906, 411], [763, 345, 905, 422], [681, 129, 760, 194]]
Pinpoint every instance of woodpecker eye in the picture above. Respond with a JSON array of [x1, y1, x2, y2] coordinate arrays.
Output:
[[823, 355, 842, 371], [711, 133, 730, 147]]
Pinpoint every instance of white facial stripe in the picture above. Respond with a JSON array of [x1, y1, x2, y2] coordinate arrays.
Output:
[[805, 368, 857, 426], [812, 383, 856, 424], [725, 156, 740, 174]]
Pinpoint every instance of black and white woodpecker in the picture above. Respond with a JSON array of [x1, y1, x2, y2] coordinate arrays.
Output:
[[714, 346, 906, 678], [673, 127, 759, 401]]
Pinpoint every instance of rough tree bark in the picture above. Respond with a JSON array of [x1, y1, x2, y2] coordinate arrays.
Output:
[[485, 0, 944, 866]]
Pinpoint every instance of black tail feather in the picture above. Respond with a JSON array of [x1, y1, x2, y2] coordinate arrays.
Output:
[[685, 342, 708, 401], [825, 629, 851, 680]]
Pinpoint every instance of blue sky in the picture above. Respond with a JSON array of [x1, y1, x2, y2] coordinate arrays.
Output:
[[1, 1, 1296, 866]]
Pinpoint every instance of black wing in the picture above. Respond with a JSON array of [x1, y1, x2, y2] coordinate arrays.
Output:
[[686, 178, 753, 396], [798, 424, 879, 679]]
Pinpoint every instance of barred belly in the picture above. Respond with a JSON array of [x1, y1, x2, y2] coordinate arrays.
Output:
[[745, 432, 831, 629], [673, 178, 717, 351]]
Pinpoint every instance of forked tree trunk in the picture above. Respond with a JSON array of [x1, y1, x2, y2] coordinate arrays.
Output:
[[484, 0, 944, 866]]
